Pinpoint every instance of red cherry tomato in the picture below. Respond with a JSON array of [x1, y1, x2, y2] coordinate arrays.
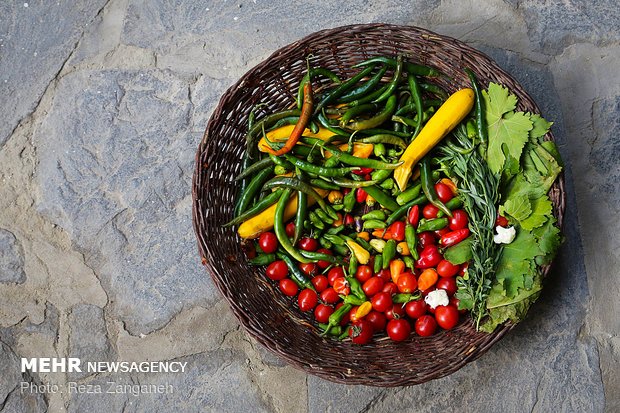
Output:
[[355, 265, 373, 283], [371, 292, 393, 312], [437, 259, 460, 278], [366, 311, 387, 332], [258, 232, 278, 254], [320, 287, 339, 304], [311, 275, 328, 293], [441, 229, 470, 247], [376, 268, 392, 282], [435, 305, 459, 330], [327, 267, 345, 285], [362, 277, 384, 297], [265, 260, 288, 280], [436, 277, 457, 296], [298, 237, 318, 252], [396, 272, 417, 293], [299, 262, 317, 277], [386, 318, 411, 341], [496, 215, 509, 227], [449, 209, 469, 231], [314, 304, 334, 323], [422, 204, 439, 219], [434, 183, 454, 203], [415, 315, 437, 336], [278, 279, 298, 297], [316, 248, 332, 269], [386, 304, 406, 320], [382, 281, 398, 295], [349, 320, 374, 344], [405, 300, 427, 319], [285, 222, 296, 238], [298, 289, 318, 312], [417, 232, 436, 248], [408, 204, 420, 226], [333, 277, 350, 295]]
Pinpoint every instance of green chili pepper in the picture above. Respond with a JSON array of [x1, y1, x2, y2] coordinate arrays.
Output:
[[436, 197, 464, 218], [234, 167, 273, 216], [235, 157, 274, 182], [362, 219, 386, 230], [386, 194, 428, 225], [224, 189, 284, 227], [382, 239, 396, 269], [420, 157, 452, 217], [300, 137, 402, 170], [394, 99, 443, 116], [263, 176, 338, 220], [346, 276, 367, 301], [407, 74, 424, 138], [277, 251, 314, 290], [352, 56, 439, 77], [319, 237, 333, 250], [269, 153, 294, 170], [403, 255, 415, 270], [309, 178, 340, 191], [282, 154, 357, 178], [324, 234, 345, 246], [330, 176, 378, 188], [464, 68, 488, 150], [373, 255, 383, 273], [370, 169, 392, 184], [419, 82, 448, 100], [343, 189, 356, 213], [315, 65, 376, 114], [326, 225, 345, 235], [361, 210, 387, 221], [354, 237, 372, 252], [347, 84, 389, 107], [340, 103, 379, 126], [249, 253, 276, 266], [274, 189, 312, 263], [346, 94, 397, 130], [416, 217, 448, 233], [300, 250, 343, 264], [315, 208, 335, 225], [405, 224, 419, 260], [297, 67, 341, 109], [396, 183, 422, 205], [380, 178, 395, 190], [373, 55, 403, 103], [374, 142, 386, 157], [309, 211, 325, 230], [361, 185, 400, 211], [339, 65, 388, 102], [392, 293, 422, 304], [321, 302, 353, 336], [318, 323, 343, 337], [348, 253, 358, 277], [333, 244, 349, 256], [293, 191, 307, 245], [343, 294, 365, 306]]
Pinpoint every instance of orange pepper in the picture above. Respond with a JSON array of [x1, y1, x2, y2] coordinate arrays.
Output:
[[332, 212, 343, 227], [418, 268, 438, 291], [440, 178, 458, 195], [390, 259, 405, 284], [357, 231, 370, 241]]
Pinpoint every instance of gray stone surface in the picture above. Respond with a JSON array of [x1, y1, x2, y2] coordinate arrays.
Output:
[[0, 229, 25, 284], [0, 0, 109, 147], [68, 304, 115, 380], [0, 0, 618, 412]]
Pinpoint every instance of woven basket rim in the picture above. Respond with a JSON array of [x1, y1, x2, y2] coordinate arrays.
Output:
[[192, 23, 566, 386]]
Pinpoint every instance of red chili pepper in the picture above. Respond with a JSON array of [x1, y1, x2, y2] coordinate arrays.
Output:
[[386, 221, 405, 242], [415, 245, 442, 269], [434, 227, 450, 239], [264, 82, 313, 155], [408, 205, 420, 226], [344, 213, 355, 226], [356, 188, 368, 203], [440, 229, 470, 247], [351, 167, 374, 176]]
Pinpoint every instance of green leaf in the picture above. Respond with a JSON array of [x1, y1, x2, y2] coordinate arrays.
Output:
[[500, 197, 532, 222], [444, 237, 473, 265], [529, 113, 553, 142], [483, 84, 533, 174], [494, 229, 539, 298], [532, 217, 562, 265], [520, 195, 552, 230]]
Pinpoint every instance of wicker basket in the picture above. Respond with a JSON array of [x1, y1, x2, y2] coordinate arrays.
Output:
[[192, 24, 565, 386]]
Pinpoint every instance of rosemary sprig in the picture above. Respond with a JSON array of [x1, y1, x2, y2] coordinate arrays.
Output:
[[437, 124, 501, 328]]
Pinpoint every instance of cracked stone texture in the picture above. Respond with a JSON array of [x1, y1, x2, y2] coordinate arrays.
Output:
[[0, 0, 618, 412], [0, 229, 25, 284]]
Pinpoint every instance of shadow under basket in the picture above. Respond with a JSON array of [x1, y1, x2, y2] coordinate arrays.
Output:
[[192, 23, 566, 386]]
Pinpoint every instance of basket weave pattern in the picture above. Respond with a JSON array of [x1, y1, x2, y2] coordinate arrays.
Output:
[[192, 24, 565, 386]]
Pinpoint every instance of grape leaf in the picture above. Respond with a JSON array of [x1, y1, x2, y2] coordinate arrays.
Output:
[[444, 237, 473, 265], [520, 195, 552, 230], [532, 217, 562, 265], [500, 197, 532, 222], [529, 113, 553, 142], [483, 84, 533, 174], [494, 229, 539, 298]]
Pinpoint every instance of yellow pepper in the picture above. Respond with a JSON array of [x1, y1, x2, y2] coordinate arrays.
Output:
[[345, 239, 370, 264], [257, 125, 333, 153]]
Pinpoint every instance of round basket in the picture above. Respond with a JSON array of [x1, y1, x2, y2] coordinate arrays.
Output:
[[192, 24, 565, 386]]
